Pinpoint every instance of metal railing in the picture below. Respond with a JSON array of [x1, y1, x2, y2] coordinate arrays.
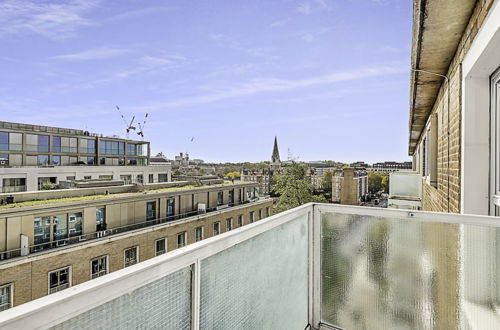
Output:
[[3, 203, 497, 329], [7, 199, 256, 259]]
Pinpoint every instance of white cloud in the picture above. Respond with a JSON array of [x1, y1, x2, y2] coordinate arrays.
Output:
[[135, 65, 406, 110], [0, 0, 98, 39], [269, 18, 291, 28], [296, 0, 332, 15], [51, 47, 130, 61]]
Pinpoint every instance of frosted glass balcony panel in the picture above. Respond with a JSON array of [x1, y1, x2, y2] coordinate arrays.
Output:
[[389, 172, 421, 198], [200, 214, 309, 330]]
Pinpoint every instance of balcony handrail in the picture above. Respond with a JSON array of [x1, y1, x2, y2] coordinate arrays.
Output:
[[4, 198, 263, 260], [0, 202, 311, 329]]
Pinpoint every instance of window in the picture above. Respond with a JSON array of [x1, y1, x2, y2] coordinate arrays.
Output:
[[127, 158, 138, 166], [26, 134, 49, 152], [238, 188, 242, 202], [52, 155, 61, 165], [124, 246, 139, 267], [0, 283, 13, 311], [249, 211, 255, 223], [84, 175, 92, 180], [120, 175, 132, 184], [149, 174, 154, 183], [229, 189, 234, 205], [0, 132, 8, 151], [258, 209, 262, 220], [68, 212, 83, 237], [158, 173, 168, 182], [37, 154, 49, 166], [87, 157, 96, 165], [166, 198, 175, 218], [52, 136, 61, 152], [226, 218, 232, 231], [146, 201, 156, 221], [137, 174, 143, 184], [48, 267, 71, 294], [266, 207, 271, 217], [96, 207, 106, 231], [195, 226, 204, 242], [177, 232, 187, 248], [79, 139, 96, 154], [155, 238, 166, 256], [99, 175, 113, 180], [90, 256, 108, 279], [53, 214, 68, 242], [34, 216, 51, 249], [217, 191, 223, 206], [2, 178, 26, 193], [213, 222, 221, 235]]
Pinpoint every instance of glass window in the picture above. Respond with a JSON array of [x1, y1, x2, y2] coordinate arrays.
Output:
[[49, 267, 70, 294], [118, 142, 124, 155], [177, 232, 187, 248], [155, 238, 166, 256], [53, 214, 68, 241], [195, 227, 203, 242], [37, 155, 49, 166], [34, 216, 51, 248], [69, 138, 77, 153], [217, 191, 223, 206], [258, 209, 262, 220], [159, 173, 168, 182], [91, 256, 108, 279], [9, 133, 22, 151], [127, 158, 137, 166], [238, 188, 242, 202], [238, 215, 243, 227], [25, 134, 38, 151], [52, 137, 61, 152], [8, 154, 22, 166], [68, 212, 82, 237], [266, 207, 271, 217], [0, 132, 8, 151], [146, 201, 156, 221], [99, 157, 106, 165], [149, 174, 154, 183], [213, 222, 221, 236], [96, 207, 106, 231], [249, 211, 255, 223], [0, 283, 12, 311], [52, 156, 61, 165], [167, 198, 175, 218], [2, 178, 26, 193], [226, 218, 232, 231], [124, 246, 138, 267], [87, 156, 95, 165], [38, 135, 49, 152], [137, 174, 143, 184], [0, 153, 8, 166], [229, 190, 234, 205], [88, 139, 96, 153]]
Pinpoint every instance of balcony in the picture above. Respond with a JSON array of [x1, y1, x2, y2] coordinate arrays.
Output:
[[0, 203, 499, 329], [388, 171, 422, 210]]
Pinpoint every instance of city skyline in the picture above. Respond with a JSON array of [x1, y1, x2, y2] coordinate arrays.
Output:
[[1, 0, 412, 163]]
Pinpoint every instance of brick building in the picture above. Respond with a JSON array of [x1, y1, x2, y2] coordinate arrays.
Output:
[[0, 181, 272, 309], [409, 0, 500, 216]]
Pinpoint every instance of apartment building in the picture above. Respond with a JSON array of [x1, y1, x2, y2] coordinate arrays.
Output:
[[409, 0, 499, 215], [0, 121, 171, 192], [0, 181, 272, 310], [331, 168, 368, 205], [370, 161, 412, 173]]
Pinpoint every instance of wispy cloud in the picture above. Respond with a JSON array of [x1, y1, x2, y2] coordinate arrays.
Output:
[[296, 0, 332, 15], [0, 0, 98, 39], [135, 65, 406, 110], [51, 47, 130, 61], [270, 18, 291, 28]]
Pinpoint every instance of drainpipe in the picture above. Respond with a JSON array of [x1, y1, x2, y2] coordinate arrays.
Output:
[[411, 68, 451, 212]]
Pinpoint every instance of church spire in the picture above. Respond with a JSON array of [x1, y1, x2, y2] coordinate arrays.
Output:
[[271, 136, 280, 164]]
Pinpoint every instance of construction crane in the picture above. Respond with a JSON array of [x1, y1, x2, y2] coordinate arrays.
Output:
[[115, 105, 136, 139], [136, 113, 149, 140]]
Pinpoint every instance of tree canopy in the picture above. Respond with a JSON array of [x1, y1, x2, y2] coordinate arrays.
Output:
[[272, 163, 327, 213], [368, 172, 389, 194], [320, 170, 334, 190]]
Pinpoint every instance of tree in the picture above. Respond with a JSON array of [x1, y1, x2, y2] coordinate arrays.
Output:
[[226, 171, 241, 183], [173, 169, 182, 176], [272, 163, 327, 213], [320, 170, 333, 190], [368, 172, 389, 194]]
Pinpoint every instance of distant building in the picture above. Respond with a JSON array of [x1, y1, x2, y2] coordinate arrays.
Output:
[[0, 121, 171, 192], [332, 168, 368, 205], [173, 152, 189, 167], [370, 161, 412, 173], [350, 161, 370, 168]]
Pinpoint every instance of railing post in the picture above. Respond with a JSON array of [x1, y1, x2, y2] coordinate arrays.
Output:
[[309, 204, 321, 329], [191, 260, 201, 330]]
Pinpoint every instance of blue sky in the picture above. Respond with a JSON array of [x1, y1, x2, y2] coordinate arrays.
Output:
[[0, 0, 412, 163]]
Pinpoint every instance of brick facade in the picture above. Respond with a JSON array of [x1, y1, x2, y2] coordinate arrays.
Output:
[[416, 0, 496, 213]]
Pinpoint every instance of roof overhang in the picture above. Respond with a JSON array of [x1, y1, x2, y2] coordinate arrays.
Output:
[[408, 0, 477, 155]]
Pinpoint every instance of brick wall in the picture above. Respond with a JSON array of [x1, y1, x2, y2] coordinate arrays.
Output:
[[418, 0, 495, 213], [0, 199, 273, 308]]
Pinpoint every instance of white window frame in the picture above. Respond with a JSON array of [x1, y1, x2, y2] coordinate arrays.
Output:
[[124, 246, 139, 267], [195, 226, 204, 242], [90, 255, 108, 279], [249, 211, 255, 223], [0, 283, 13, 311], [155, 238, 167, 256], [213, 221, 221, 236], [226, 218, 232, 232], [48, 266, 71, 294], [238, 214, 244, 227], [491, 67, 500, 214], [176, 232, 187, 248]]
